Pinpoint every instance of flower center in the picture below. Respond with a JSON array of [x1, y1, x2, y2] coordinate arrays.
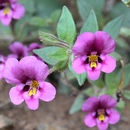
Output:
[[2, 2, 11, 15], [3, 7, 10, 15], [99, 114, 105, 121], [29, 80, 39, 96], [89, 55, 98, 68], [97, 109, 105, 121]]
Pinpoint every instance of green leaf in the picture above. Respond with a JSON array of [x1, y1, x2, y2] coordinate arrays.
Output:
[[76, 73, 87, 86], [103, 16, 124, 40], [33, 47, 60, 65], [69, 62, 86, 86], [58, 79, 72, 95], [57, 6, 76, 46], [49, 48, 68, 61], [116, 37, 129, 49], [36, 0, 62, 18], [55, 60, 68, 71], [109, 52, 122, 61], [105, 70, 119, 95], [39, 31, 60, 45], [105, 70, 118, 88], [91, 76, 104, 89], [77, 0, 105, 22], [50, 10, 61, 23], [116, 101, 125, 114], [19, 0, 36, 14], [109, 2, 130, 28], [0, 23, 13, 41], [28, 17, 47, 26], [123, 90, 130, 100], [69, 94, 85, 114], [80, 10, 98, 33], [83, 87, 95, 97]]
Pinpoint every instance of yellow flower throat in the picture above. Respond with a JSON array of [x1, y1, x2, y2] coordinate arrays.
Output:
[[89, 55, 98, 68], [3, 8, 10, 15], [3, 3, 10, 15], [29, 80, 39, 96], [98, 109, 105, 121]]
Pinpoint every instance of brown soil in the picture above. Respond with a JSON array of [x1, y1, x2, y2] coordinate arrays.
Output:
[[0, 80, 130, 130]]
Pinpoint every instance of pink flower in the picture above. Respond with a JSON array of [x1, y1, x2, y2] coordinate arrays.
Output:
[[0, 55, 6, 80], [28, 43, 42, 53], [28, 42, 43, 60], [0, 0, 25, 26], [72, 31, 116, 80], [82, 95, 120, 130], [8, 42, 28, 60], [3, 56, 56, 110]]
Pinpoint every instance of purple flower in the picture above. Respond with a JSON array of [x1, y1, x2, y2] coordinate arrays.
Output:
[[8, 42, 28, 60], [0, 0, 25, 26], [3, 56, 56, 110], [82, 95, 120, 130], [72, 31, 116, 80], [0, 55, 6, 80], [28, 42, 43, 60], [28, 43, 42, 53]]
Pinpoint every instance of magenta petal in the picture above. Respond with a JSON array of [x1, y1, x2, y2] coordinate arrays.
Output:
[[9, 86, 24, 105], [97, 118, 109, 130], [99, 95, 117, 109], [87, 68, 101, 80], [3, 58, 20, 84], [12, 4, 25, 19], [101, 55, 116, 73], [11, 0, 19, 2], [72, 32, 94, 56], [109, 109, 120, 124], [9, 42, 28, 57], [7, 54, 18, 59], [72, 57, 86, 74], [84, 113, 96, 127], [9, 42, 23, 53], [82, 97, 99, 112], [0, 10, 12, 26], [39, 81, 56, 102], [25, 98, 39, 110], [19, 56, 49, 81], [94, 31, 116, 54], [28, 43, 42, 52]]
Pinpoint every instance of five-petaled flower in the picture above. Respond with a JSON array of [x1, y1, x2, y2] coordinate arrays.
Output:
[[82, 95, 120, 130], [3, 56, 56, 110], [0, 0, 25, 26], [72, 31, 116, 80], [8, 42, 28, 60]]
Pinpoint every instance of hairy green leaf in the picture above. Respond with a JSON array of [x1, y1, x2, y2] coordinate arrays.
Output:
[[103, 16, 124, 40], [80, 10, 98, 33], [33, 47, 60, 65], [57, 6, 76, 46], [69, 94, 85, 114]]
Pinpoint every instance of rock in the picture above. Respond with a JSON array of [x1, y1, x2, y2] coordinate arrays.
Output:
[[0, 115, 13, 130], [34, 124, 68, 130]]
